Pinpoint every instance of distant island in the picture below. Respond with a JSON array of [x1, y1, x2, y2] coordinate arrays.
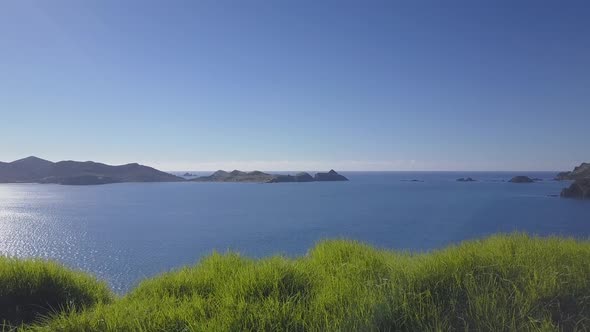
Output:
[[0, 156, 183, 185], [191, 169, 348, 183], [0, 157, 348, 185], [509, 176, 535, 183]]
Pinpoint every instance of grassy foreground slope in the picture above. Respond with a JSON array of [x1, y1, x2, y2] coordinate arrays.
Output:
[[0, 257, 111, 328], [2, 234, 590, 331]]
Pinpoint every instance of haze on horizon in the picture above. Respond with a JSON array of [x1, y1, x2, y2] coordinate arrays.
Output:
[[1, 1, 589, 172]]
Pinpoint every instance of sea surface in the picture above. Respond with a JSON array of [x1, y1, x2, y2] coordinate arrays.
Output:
[[0, 172, 588, 293]]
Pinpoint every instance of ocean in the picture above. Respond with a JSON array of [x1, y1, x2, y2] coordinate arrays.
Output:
[[0, 172, 588, 293]]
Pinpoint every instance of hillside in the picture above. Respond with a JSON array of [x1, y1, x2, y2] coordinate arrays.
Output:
[[0, 156, 182, 185], [555, 162, 590, 180], [2, 234, 589, 331]]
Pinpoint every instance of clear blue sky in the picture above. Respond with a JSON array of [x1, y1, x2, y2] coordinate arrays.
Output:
[[1, 1, 589, 171]]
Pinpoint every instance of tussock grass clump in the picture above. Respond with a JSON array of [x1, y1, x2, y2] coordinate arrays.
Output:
[[10, 233, 590, 331], [0, 257, 112, 328]]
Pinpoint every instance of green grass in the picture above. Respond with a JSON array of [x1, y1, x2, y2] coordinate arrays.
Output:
[[0, 257, 112, 329], [2, 233, 590, 331]]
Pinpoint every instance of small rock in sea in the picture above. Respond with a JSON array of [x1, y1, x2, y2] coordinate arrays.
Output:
[[509, 176, 534, 183]]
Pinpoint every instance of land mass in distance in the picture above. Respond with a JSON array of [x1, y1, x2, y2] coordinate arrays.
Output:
[[0, 156, 348, 185]]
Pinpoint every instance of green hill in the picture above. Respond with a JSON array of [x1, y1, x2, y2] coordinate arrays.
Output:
[[3, 233, 590, 331]]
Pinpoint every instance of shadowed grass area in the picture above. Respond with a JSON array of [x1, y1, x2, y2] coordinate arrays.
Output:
[[0, 257, 112, 329], [4, 233, 590, 331]]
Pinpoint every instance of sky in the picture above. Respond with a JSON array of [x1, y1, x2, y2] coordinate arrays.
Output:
[[1, 1, 589, 171]]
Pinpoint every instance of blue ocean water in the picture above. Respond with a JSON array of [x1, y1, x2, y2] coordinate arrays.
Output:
[[0, 172, 588, 293]]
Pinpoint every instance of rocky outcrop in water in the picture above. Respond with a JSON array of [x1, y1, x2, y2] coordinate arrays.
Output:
[[555, 163, 590, 180], [560, 179, 590, 199], [509, 176, 534, 183], [556, 162, 590, 199], [456, 177, 476, 182], [314, 170, 348, 181]]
